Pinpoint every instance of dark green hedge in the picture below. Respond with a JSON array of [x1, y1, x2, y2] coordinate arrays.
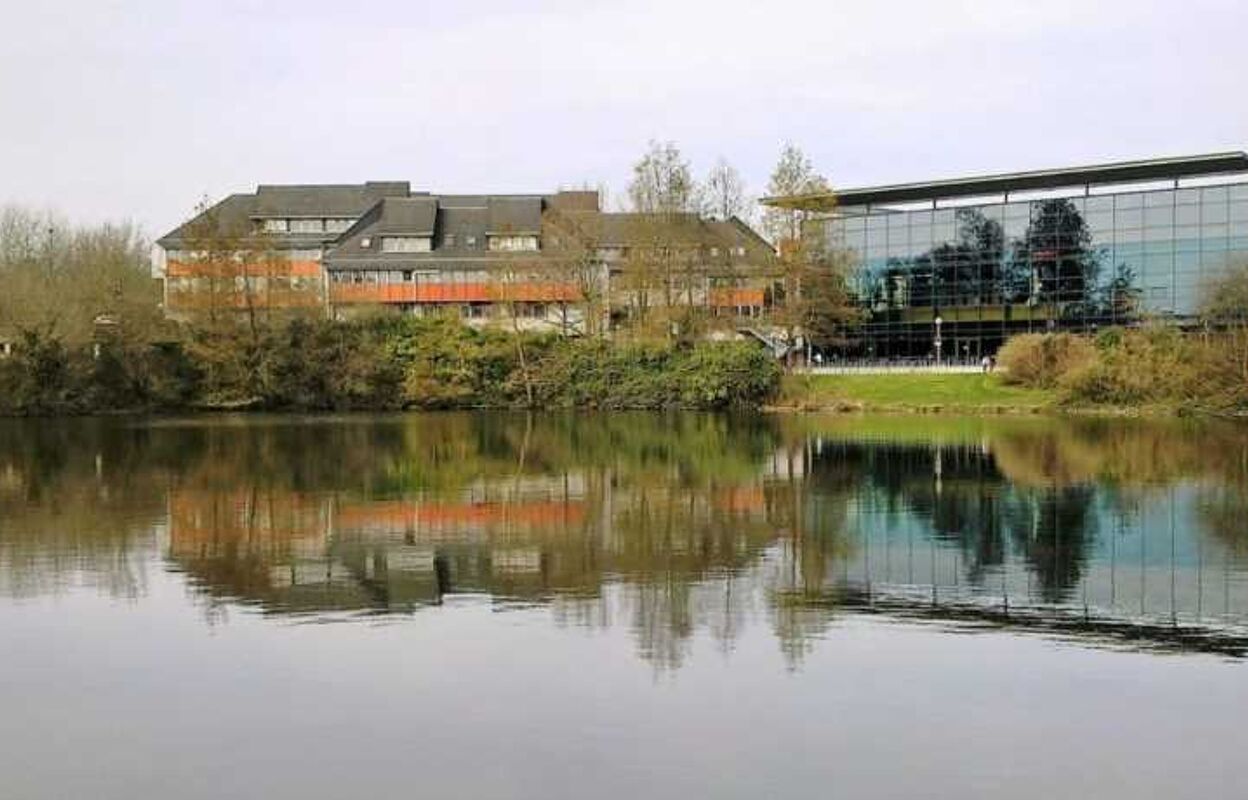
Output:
[[0, 317, 781, 414]]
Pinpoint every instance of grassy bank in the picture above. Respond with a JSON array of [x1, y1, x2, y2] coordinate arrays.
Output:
[[777, 373, 1057, 413]]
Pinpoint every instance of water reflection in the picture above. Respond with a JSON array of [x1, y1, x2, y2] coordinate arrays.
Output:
[[2, 413, 1248, 668]]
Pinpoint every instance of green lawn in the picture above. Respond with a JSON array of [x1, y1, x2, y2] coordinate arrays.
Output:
[[781, 373, 1056, 411]]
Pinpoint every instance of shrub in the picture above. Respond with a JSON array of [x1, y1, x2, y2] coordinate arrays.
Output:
[[1057, 327, 1198, 406], [997, 333, 1097, 389]]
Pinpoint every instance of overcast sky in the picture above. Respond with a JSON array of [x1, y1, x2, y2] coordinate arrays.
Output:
[[2, 0, 1245, 236]]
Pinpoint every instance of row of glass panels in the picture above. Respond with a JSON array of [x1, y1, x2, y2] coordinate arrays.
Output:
[[822, 183, 1248, 318], [831, 184, 1248, 259]]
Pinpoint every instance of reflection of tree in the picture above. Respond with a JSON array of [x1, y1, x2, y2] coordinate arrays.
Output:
[[872, 209, 1006, 311], [6, 413, 1248, 672], [1007, 199, 1102, 315], [861, 200, 1117, 323], [1197, 487, 1248, 559], [1001, 486, 1098, 603], [0, 420, 168, 599], [1102, 262, 1143, 322], [911, 209, 1006, 309], [812, 440, 1099, 600]]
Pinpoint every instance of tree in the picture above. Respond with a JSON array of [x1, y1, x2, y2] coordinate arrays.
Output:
[[624, 142, 705, 336], [759, 145, 852, 362], [702, 157, 749, 222], [0, 206, 162, 346], [177, 197, 290, 399], [762, 143, 829, 248], [627, 140, 699, 215], [540, 207, 610, 337]]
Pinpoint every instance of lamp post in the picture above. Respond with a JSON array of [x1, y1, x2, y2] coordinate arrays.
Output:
[[934, 315, 943, 366]]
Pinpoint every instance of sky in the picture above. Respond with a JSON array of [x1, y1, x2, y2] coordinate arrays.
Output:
[[1, 0, 1245, 237]]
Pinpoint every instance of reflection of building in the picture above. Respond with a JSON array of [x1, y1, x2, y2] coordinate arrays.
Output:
[[764, 153, 1248, 357], [154, 184, 775, 328]]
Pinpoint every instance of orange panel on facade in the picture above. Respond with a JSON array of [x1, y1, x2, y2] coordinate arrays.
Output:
[[709, 288, 766, 307]]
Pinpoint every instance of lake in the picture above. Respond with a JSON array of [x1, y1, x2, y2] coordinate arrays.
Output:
[[1, 412, 1245, 799]]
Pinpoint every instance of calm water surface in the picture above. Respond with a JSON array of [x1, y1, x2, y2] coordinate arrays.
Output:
[[1, 413, 1246, 799]]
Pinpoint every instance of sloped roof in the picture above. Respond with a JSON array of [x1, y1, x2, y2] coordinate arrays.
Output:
[[156, 194, 255, 248], [253, 181, 410, 218], [487, 197, 542, 234], [374, 197, 437, 235]]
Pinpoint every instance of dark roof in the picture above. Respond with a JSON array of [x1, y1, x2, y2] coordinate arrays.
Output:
[[253, 181, 410, 217], [374, 197, 437, 235], [157, 184, 773, 266], [487, 197, 542, 234], [156, 194, 255, 248], [761, 152, 1248, 211], [158, 182, 412, 247]]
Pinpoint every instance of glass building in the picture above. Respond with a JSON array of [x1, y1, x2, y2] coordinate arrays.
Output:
[[778, 153, 1248, 358]]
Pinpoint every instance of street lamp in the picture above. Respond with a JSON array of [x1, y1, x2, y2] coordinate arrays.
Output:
[[934, 315, 943, 366]]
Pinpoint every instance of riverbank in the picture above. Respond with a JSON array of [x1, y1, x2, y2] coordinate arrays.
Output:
[[774, 373, 1058, 414], [0, 317, 782, 415]]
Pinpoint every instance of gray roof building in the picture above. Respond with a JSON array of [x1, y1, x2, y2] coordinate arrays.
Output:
[[157, 183, 775, 271]]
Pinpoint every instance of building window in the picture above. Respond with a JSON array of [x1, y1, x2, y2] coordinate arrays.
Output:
[[262, 219, 288, 233], [290, 219, 324, 234], [288, 248, 323, 261], [488, 235, 538, 252], [381, 236, 432, 253], [710, 246, 720, 257], [444, 234, 457, 248], [325, 218, 354, 234], [465, 235, 477, 248]]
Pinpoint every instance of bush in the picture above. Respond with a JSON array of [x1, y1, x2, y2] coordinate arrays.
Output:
[[0, 316, 783, 415], [1058, 327, 1197, 406], [531, 339, 780, 410], [997, 333, 1097, 389]]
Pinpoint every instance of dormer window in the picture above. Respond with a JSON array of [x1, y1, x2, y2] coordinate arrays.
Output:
[[290, 218, 324, 234], [381, 236, 431, 253], [325, 218, 354, 234], [488, 235, 538, 252]]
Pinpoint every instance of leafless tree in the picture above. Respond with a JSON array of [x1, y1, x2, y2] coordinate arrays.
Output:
[[702, 157, 750, 222]]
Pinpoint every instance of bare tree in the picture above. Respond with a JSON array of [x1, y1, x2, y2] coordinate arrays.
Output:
[[541, 208, 609, 337], [703, 157, 750, 222], [624, 141, 708, 338], [628, 140, 699, 215], [762, 143, 829, 248], [0, 205, 160, 346], [760, 145, 849, 364]]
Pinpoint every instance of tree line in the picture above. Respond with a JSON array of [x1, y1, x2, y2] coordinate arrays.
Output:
[[0, 141, 857, 414]]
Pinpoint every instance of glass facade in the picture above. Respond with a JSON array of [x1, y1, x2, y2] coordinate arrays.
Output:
[[816, 182, 1248, 357]]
